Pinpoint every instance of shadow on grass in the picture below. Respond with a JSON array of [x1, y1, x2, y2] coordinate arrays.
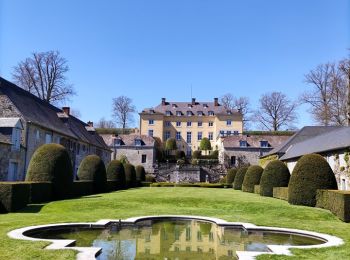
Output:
[[17, 204, 45, 213]]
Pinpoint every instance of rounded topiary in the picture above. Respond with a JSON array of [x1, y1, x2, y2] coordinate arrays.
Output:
[[233, 166, 248, 190], [175, 150, 186, 160], [226, 169, 237, 184], [200, 137, 212, 151], [136, 165, 146, 184], [165, 138, 177, 151], [242, 165, 263, 193], [124, 163, 137, 188], [192, 150, 201, 159], [260, 160, 290, 197], [106, 160, 126, 188], [288, 154, 337, 207], [145, 174, 156, 182], [77, 155, 107, 193], [26, 144, 73, 199]]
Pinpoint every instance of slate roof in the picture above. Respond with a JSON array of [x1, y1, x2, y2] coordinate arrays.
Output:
[[101, 134, 155, 147], [0, 77, 109, 150], [261, 126, 343, 158], [141, 99, 241, 117], [280, 127, 350, 161], [223, 134, 291, 149], [0, 133, 11, 145]]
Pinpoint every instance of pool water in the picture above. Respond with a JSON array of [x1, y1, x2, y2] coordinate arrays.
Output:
[[27, 219, 323, 259]]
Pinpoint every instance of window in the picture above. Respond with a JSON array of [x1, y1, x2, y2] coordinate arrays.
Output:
[[11, 128, 21, 151], [197, 231, 202, 241], [7, 162, 18, 181], [165, 110, 171, 116], [198, 121, 202, 127], [176, 131, 181, 141], [197, 111, 203, 116], [176, 121, 181, 127], [231, 156, 236, 166], [209, 232, 214, 241], [208, 121, 213, 127], [228, 250, 233, 257], [220, 130, 225, 137], [148, 130, 153, 137], [35, 130, 40, 141], [165, 131, 171, 140], [227, 131, 231, 136], [260, 141, 269, 147], [187, 132, 192, 143], [197, 132, 202, 140], [187, 111, 192, 116], [165, 121, 171, 127], [240, 140, 247, 147], [142, 154, 147, 163], [208, 111, 214, 116], [115, 139, 122, 146], [45, 133, 52, 144], [148, 119, 154, 125], [234, 130, 239, 135], [187, 149, 192, 156], [135, 139, 142, 146], [208, 132, 213, 140], [186, 227, 191, 241], [187, 121, 192, 127], [176, 111, 182, 116], [226, 120, 232, 126], [56, 136, 61, 144]]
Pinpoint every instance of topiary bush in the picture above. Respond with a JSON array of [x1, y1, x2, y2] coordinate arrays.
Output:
[[242, 165, 263, 193], [165, 138, 177, 151], [219, 176, 227, 184], [77, 155, 107, 193], [106, 160, 126, 188], [226, 169, 237, 184], [288, 154, 338, 207], [192, 150, 201, 159], [136, 165, 146, 184], [260, 160, 290, 197], [124, 163, 137, 188], [175, 150, 186, 160], [26, 144, 73, 200], [233, 166, 248, 190], [145, 174, 156, 182]]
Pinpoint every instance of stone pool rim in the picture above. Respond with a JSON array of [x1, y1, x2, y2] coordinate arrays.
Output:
[[7, 215, 344, 260]]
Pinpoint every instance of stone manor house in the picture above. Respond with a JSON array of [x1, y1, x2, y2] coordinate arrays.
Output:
[[0, 77, 111, 181]]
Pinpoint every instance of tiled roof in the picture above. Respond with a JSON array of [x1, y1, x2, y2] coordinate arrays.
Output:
[[280, 127, 350, 160], [261, 126, 343, 158], [141, 99, 241, 117], [0, 77, 109, 150], [223, 135, 290, 149], [101, 134, 155, 147]]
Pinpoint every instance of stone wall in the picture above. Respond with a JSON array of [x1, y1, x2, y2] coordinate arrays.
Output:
[[221, 148, 273, 167], [113, 147, 155, 173]]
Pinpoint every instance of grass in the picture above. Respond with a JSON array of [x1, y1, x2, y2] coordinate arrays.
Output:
[[0, 187, 349, 259]]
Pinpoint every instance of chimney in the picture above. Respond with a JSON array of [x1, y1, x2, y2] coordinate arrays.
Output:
[[161, 98, 166, 106], [192, 98, 196, 105], [62, 107, 70, 115], [87, 121, 94, 127], [214, 98, 219, 106]]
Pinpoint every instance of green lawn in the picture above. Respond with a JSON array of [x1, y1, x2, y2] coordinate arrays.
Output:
[[0, 187, 348, 259]]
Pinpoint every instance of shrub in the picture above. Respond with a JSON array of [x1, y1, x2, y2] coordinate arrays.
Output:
[[260, 160, 290, 197], [177, 159, 185, 166], [106, 180, 118, 191], [273, 187, 289, 201], [0, 182, 30, 212], [141, 181, 153, 187], [254, 185, 260, 194], [26, 143, 73, 200], [199, 137, 212, 151], [175, 150, 186, 160], [192, 150, 201, 159], [242, 165, 263, 193], [219, 176, 227, 184], [288, 154, 338, 207], [136, 166, 146, 184], [233, 167, 248, 190], [118, 155, 129, 165], [226, 169, 237, 184], [316, 190, 350, 222], [72, 181, 94, 197], [145, 174, 156, 182], [106, 160, 126, 188], [210, 150, 219, 159], [124, 163, 137, 188], [165, 138, 177, 151], [27, 182, 52, 203], [77, 155, 107, 193]]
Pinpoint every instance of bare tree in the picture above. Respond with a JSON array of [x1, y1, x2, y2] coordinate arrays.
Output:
[[221, 93, 251, 129], [339, 58, 350, 125], [96, 117, 116, 128], [112, 96, 136, 131], [12, 51, 75, 104], [253, 92, 297, 131], [70, 108, 82, 119]]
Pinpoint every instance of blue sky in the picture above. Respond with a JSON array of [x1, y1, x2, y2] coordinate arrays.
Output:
[[0, 0, 349, 129]]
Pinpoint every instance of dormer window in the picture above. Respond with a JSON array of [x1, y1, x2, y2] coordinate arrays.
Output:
[[188, 104, 192, 108], [203, 104, 208, 108], [197, 111, 203, 116], [239, 140, 248, 147], [114, 138, 122, 146], [172, 104, 177, 108], [176, 111, 182, 116], [208, 111, 214, 116], [150, 109, 155, 114], [135, 139, 142, 146], [260, 141, 269, 148], [227, 110, 232, 115], [226, 120, 232, 126], [165, 111, 171, 116], [186, 111, 192, 116]]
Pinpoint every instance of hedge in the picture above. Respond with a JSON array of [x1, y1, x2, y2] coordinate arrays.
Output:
[[254, 185, 260, 194], [141, 182, 153, 187], [149, 182, 231, 188], [72, 181, 94, 197], [106, 160, 126, 189], [316, 189, 350, 222], [145, 174, 156, 182], [288, 154, 338, 207], [0, 182, 30, 213], [106, 180, 118, 192], [124, 163, 137, 188], [26, 143, 73, 200], [175, 150, 186, 160], [260, 160, 290, 197], [27, 182, 52, 203], [77, 155, 107, 193], [242, 165, 263, 193], [226, 169, 237, 185], [233, 167, 248, 190], [273, 187, 289, 201], [136, 165, 146, 184]]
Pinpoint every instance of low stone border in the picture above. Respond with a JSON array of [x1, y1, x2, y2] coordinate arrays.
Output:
[[8, 215, 344, 260]]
